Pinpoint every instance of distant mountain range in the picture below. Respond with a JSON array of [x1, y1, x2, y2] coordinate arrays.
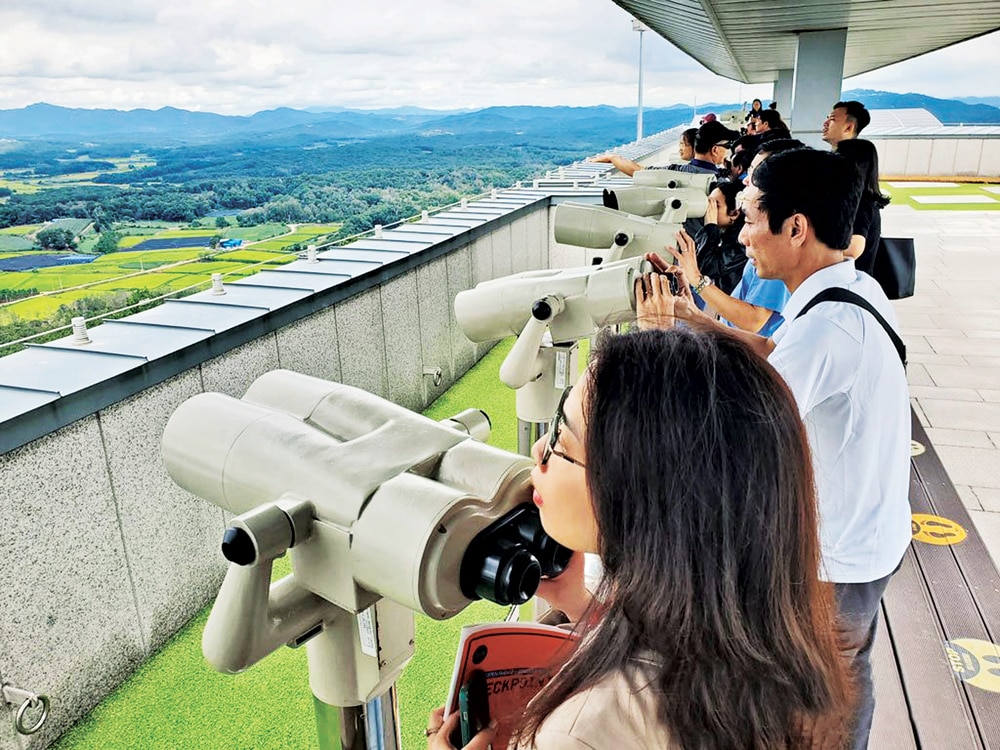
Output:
[[956, 96, 1000, 108], [841, 89, 1000, 125], [0, 90, 996, 145], [0, 102, 711, 146]]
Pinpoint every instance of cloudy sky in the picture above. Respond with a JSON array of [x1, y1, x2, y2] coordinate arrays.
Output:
[[0, 0, 997, 115]]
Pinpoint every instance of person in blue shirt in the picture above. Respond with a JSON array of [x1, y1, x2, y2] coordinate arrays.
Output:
[[672, 180, 790, 335]]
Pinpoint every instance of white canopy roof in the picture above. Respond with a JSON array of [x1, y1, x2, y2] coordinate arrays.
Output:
[[612, 0, 1000, 84]]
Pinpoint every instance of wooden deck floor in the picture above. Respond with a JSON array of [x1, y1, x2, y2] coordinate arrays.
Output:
[[870, 410, 1000, 748]]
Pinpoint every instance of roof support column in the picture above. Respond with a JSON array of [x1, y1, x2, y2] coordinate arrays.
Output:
[[790, 29, 847, 148], [772, 69, 793, 118]]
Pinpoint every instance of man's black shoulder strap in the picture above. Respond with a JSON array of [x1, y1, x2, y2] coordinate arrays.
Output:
[[795, 287, 907, 368]]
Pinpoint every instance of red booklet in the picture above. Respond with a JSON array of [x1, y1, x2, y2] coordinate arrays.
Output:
[[444, 621, 578, 749]]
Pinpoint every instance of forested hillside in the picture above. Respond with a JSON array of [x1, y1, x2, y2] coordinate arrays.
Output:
[[0, 104, 707, 238]]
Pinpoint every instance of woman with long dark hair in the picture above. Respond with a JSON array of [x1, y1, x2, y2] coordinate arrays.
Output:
[[837, 138, 891, 276], [427, 327, 853, 750]]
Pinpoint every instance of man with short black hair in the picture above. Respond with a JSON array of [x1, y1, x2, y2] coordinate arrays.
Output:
[[743, 148, 909, 749], [822, 100, 871, 148]]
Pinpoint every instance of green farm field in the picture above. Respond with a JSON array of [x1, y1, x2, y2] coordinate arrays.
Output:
[[0, 236, 33, 251], [220, 222, 289, 241], [0, 223, 43, 235], [0, 234, 297, 324], [0, 290, 103, 321], [0, 178, 42, 194]]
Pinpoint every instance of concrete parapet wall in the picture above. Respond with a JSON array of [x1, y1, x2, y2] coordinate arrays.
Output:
[[872, 137, 1000, 177], [0, 207, 548, 749]]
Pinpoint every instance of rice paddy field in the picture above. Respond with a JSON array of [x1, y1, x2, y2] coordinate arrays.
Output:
[[0, 222, 342, 326], [0, 223, 44, 235]]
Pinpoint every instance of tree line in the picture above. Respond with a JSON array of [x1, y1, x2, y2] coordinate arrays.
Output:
[[0, 132, 599, 239]]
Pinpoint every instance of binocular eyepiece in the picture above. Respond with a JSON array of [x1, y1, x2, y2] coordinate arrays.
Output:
[[460, 504, 573, 606]]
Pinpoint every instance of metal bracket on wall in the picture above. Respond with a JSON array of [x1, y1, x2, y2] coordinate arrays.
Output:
[[2, 684, 50, 735]]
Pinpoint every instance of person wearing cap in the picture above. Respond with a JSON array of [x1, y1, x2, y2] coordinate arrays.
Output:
[[699, 112, 717, 125], [674, 120, 741, 176], [591, 127, 697, 177], [589, 121, 738, 178]]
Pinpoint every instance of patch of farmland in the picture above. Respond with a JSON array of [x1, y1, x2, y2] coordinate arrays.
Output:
[[95, 249, 200, 266], [282, 233, 328, 243], [174, 261, 256, 276], [127, 236, 215, 251], [47, 218, 92, 234], [86, 273, 192, 292], [0, 236, 34, 251], [156, 228, 223, 239], [0, 254, 97, 271], [0, 178, 41, 194], [250, 239, 302, 251], [218, 251, 294, 264], [3, 290, 101, 321], [298, 223, 342, 233], [0, 224, 44, 235], [115, 259, 179, 271], [222, 223, 288, 242]]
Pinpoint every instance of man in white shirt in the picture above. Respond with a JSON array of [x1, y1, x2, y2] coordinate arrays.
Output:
[[638, 147, 911, 749]]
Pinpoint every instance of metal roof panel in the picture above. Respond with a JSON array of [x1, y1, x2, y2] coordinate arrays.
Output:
[[124, 300, 270, 332], [0, 386, 59, 422], [0, 346, 144, 396], [230, 270, 351, 291], [318, 247, 411, 262], [173, 283, 311, 310], [341, 239, 427, 251], [39, 320, 211, 360]]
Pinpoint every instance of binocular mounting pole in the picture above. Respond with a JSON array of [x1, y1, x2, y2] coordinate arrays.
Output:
[[496, 295, 580, 456]]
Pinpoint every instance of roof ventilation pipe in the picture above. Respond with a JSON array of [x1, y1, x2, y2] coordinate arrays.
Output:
[[71, 317, 91, 346]]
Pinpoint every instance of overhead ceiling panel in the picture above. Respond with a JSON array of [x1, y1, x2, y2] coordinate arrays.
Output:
[[613, 0, 1000, 83]]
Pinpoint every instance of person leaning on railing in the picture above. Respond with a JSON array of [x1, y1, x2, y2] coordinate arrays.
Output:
[[426, 326, 853, 750], [591, 122, 736, 178], [590, 127, 697, 177]]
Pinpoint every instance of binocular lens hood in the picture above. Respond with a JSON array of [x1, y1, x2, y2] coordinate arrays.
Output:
[[460, 504, 572, 606]]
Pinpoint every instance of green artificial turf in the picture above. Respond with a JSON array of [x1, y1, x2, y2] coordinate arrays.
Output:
[[880, 181, 1000, 211], [54, 336, 556, 750]]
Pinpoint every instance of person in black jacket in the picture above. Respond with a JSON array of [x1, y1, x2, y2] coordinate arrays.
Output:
[[681, 180, 747, 295], [836, 138, 890, 276]]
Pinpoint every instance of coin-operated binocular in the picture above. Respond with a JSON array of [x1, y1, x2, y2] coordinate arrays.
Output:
[[454, 257, 654, 452], [602, 186, 708, 223], [553, 202, 682, 264], [631, 168, 716, 193], [161, 370, 571, 748]]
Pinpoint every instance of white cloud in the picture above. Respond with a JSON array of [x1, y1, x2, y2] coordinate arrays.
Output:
[[846, 32, 1000, 99], [0, 0, 996, 115]]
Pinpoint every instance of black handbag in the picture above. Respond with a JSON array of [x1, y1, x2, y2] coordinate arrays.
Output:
[[872, 237, 916, 300]]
